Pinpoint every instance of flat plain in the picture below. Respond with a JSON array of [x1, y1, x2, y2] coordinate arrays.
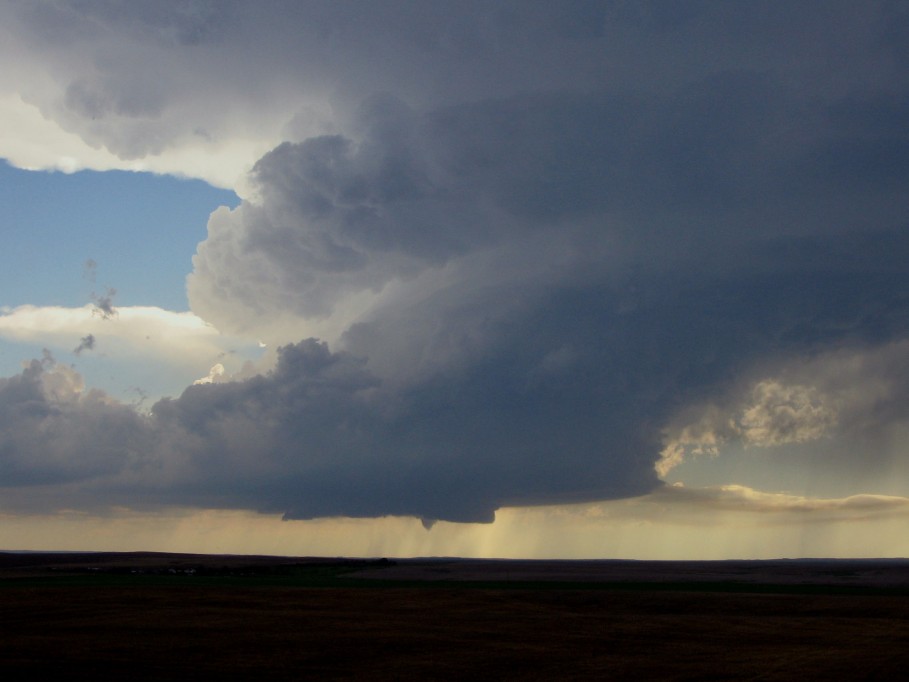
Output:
[[1, 552, 908, 679]]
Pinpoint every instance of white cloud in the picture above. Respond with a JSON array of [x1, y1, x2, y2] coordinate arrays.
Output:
[[193, 363, 225, 385], [738, 380, 837, 447], [0, 304, 260, 399], [652, 483, 909, 520], [657, 379, 838, 477], [0, 93, 280, 190], [0, 304, 235, 357]]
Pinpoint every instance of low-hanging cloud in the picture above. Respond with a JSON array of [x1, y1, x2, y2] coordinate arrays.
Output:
[[0, 339, 660, 522]]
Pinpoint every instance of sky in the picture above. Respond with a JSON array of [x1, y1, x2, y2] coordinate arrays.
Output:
[[1, 0, 908, 559]]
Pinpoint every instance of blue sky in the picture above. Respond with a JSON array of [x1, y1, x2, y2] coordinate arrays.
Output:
[[0, 161, 238, 310], [0, 161, 242, 400], [0, 1, 908, 558]]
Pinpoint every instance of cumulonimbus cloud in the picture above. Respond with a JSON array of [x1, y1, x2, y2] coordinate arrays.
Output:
[[1, 2, 909, 524]]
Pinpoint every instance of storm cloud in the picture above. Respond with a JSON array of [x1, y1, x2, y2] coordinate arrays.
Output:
[[0, 353, 150, 489], [1, 1, 909, 525]]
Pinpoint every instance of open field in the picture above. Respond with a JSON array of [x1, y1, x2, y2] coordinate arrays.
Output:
[[2, 552, 908, 679]]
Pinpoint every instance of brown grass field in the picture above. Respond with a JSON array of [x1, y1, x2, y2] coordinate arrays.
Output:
[[1, 552, 908, 679]]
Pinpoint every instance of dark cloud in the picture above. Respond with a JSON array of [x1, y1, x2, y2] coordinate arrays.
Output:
[[0, 332, 658, 521], [184, 1, 909, 519], [1, 339, 654, 522], [91, 287, 117, 320], [0, 352, 151, 489], [5, 2, 894, 169], [150, 335, 655, 522], [191, 72, 909, 347], [3, 2, 909, 521], [73, 334, 95, 355]]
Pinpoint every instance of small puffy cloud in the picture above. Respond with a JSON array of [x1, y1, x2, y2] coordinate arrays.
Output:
[[658, 339, 909, 485], [738, 381, 838, 448], [193, 363, 225, 385], [72, 333, 95, 355], [90, 287, 118, 319], [659, 379, 838, 477], [656, 406, 736, 478]]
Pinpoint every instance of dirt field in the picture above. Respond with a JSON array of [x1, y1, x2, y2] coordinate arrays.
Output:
[[2, 553, 908, 679]]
